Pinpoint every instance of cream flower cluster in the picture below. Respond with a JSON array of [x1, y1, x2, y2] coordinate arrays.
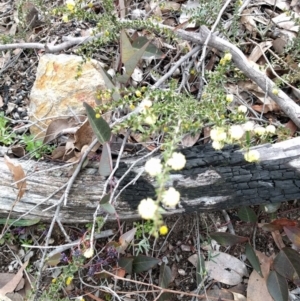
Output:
[[138, 198, 158, 220], [244, 150, 260, 163], [139, 99, 152, 113], [210, 127, 227, 150], [139, 99, 157, 125], [166, 152, 186, 170], [140, 152, 186, 219], [162, 187, 180, 208], [220, 53, 232, 65], [238, 105, 247, 114], [229, 125, 244, 140], [210, 122, 277, 162], [145, 158, 162, 177]]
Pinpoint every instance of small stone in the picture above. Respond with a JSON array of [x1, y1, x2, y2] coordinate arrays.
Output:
[[178, 269, 186, 276], [29, 54, 107, 138]]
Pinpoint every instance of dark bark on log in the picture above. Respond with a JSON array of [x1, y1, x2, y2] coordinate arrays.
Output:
[[1, 137, 300, 223]]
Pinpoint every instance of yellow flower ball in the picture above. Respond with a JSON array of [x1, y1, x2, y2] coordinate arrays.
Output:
[[66, 0, 75, 11], [159, 225, 168, 235], [65, 276, 73, 286], [272, 88, 279, 95]]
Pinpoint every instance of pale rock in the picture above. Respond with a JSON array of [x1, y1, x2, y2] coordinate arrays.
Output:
[[29, 54, 106, 138]]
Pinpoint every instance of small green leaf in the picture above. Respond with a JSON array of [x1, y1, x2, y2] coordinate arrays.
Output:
[[159, 263, 172, 288], [120, 30, 135, 64], [132, 255, 160, 273], [47, 253, 61, 266], [262, 203, 281, 213], [118, 257, 133, 274], [102, 203, 115, 214], [210, 232, 248, 247], [196, 254, 206, 286], [100, 194, 115, 214], [267, 270, 288, 301], [83, 102, 111, 144], [99, 143, 112, 176], [117, 41, 149, 84], [237, 206, 257, 222], [273, 247, 300, 285], [132, 36, 165, 60], [100, 194, 110, 204], [245, 243, 263, 278], [0, 218, 40, 226]]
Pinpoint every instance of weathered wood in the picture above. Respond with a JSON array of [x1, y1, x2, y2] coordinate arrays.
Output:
[[1, 138, 300, 223]]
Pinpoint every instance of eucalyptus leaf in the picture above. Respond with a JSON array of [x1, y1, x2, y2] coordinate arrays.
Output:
[[99, 143, 112, 176], [83, 102, 111, 144], [117, 41, 149, 84], [245, 243, 263, 278]]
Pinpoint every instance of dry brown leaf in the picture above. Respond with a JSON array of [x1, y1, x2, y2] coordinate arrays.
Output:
[[284, 120, 298, 136], [248, 41, 272, 62], [272, 13, 299, 32], [232, 291, 247, 301], [43, 117, 85, 144], [272, 37, 288, 55], [74, 119, 95, 150], [181, 132, 200, 147], [0, 261, 28, 295], [199, 287, 234, 301], [247, 251, 274, 301], [251, 104, 271, 113], [0, 52, 11, 71], [65, 136, 75, 156], [0, 295, 12, 301], [112, 267, 126, 278], [4, 155, 26, 199], [160, 1, 181, 13], [85, 292, 105, 301], [240, 9, 258, 35], [51, 145, 66, 160], [11, 146, 25, 158], [271, 230, 286, 250], [263, 0, 290, 10], [203, 126, 211, 144]]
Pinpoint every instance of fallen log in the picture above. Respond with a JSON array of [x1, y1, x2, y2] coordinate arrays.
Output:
[[1, 137, 300, 223]]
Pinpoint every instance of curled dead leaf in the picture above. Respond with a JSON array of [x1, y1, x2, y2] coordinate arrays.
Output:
[[4, 155, 26, 199]]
